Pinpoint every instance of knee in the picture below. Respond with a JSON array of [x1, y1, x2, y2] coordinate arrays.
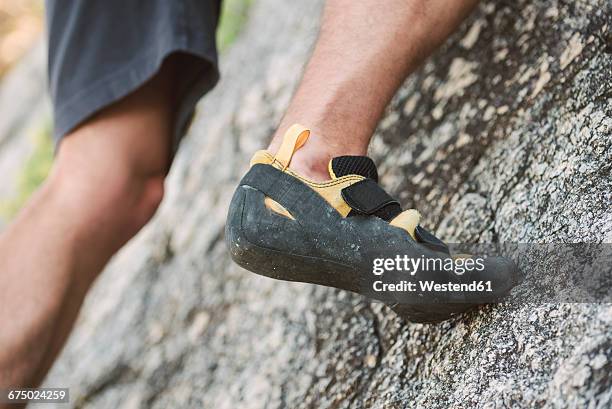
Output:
[[48, 151, 166, 241], [114, 173, 166, 232]]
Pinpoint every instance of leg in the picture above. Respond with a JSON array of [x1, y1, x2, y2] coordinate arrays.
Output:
[[269, 0, 479, 180], [0, 60, 175, 389]]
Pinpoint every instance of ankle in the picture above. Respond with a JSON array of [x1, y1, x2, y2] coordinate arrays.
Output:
[[269, 130, 368, 182], [288, 143, 335, 181]]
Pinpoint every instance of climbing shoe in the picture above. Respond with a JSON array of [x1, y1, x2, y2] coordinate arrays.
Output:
[[226, 124, 520, 323]]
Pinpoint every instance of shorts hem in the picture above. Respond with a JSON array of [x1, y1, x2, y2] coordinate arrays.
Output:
[[53, 34, 219, 148]]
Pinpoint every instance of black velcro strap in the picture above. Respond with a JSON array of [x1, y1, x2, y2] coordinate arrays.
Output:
[[341, 179, 400, 217]]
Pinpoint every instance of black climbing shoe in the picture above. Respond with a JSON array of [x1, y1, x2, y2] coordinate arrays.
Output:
[[226, 125, 520, 323]]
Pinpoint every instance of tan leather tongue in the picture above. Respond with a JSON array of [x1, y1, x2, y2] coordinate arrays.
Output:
[[390, 209, 421, 240]]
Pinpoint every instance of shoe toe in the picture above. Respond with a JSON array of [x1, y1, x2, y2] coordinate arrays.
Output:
[[476, 256, 521, 301]]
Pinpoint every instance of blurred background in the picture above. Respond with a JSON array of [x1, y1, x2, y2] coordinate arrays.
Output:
[[0, 0, 42, 76], [0, 0, 250, 229], [0, 0, 47, 226]]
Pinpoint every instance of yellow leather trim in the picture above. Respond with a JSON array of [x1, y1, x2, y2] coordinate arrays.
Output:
[[390, 209, 421, 240], [274, 124, 310, 170], [290, 172, 364, 217], [250, 150, 275, 167], [249, 150, 363, 217], [264, 197, 295, 220]]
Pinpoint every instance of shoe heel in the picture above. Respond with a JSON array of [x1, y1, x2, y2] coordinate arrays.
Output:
[[225, 185, 302, 276], [225, 185, 359, 291]]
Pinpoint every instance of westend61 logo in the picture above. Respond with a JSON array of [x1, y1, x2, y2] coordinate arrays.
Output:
[[372, 255, 485, 276]]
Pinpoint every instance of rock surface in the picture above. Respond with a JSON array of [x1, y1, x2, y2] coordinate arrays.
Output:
[[42, 0, 611, 408]]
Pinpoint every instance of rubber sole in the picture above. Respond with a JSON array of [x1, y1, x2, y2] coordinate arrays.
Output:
[[227, 204, 475, 323], [227, 199, 473, 323]]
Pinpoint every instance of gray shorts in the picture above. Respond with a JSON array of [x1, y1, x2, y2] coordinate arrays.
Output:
[[46, 0, 221, 153]]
